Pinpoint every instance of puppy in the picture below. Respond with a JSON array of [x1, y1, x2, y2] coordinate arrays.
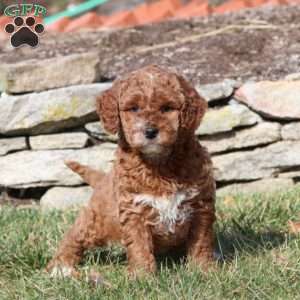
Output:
[[47, 65, 216, 278]]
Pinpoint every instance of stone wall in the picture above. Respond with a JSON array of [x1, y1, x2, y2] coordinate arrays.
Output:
[[1, 75, 299, 209], [1, 5, 300, 209]]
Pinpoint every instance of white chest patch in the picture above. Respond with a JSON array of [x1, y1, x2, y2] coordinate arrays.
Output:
[[133, 188, 200, 232]]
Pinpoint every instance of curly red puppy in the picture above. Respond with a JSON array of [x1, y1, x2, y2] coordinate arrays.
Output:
[[47, 65, 216, 278]]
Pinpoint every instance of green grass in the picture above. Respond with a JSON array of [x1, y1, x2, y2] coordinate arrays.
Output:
[[1, 187, 300, 299]]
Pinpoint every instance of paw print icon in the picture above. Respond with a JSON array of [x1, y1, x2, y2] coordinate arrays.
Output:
[[5, 16, 44, 48]]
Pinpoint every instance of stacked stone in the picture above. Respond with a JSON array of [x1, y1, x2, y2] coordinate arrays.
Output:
[[199, 78, 300, 196], [1, 4, 300, 209], [0, 62, 299, 209], [0, 52, 115, 209]]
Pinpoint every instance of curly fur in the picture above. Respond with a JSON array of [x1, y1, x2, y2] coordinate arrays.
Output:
[[47, 65, 216, 278]]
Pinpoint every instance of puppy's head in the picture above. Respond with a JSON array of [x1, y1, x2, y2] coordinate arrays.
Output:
[[97, 65, 207, 158]]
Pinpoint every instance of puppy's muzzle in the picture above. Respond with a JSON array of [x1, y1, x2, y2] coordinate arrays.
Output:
[[144, 127, 159, 140]]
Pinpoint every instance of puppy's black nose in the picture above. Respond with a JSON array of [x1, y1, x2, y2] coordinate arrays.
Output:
[[145, 127, 159, 139]]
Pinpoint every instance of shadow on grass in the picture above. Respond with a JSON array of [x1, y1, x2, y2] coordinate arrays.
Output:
[[156, 225, 289, 268], [81, 225, 288, 269], [83, 246, 127, 267], [81, 229, 288, 270], [216, 228, 287, 262], [83, 244, 188, 270], [156, 246, 187, 270], [155, 229, 287, 269]]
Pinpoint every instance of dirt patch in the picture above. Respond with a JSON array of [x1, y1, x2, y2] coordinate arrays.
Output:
[[98, 5, 300, 84], [1, 5, 300, 83]]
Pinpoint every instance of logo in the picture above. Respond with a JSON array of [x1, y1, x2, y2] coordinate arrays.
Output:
[[3, 4, 47, 48]]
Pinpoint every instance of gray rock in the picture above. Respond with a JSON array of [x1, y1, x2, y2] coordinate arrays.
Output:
[[285, 73, 300, 81], [201, 122, 281, 154], [197, 100, 261, 135], [0, 143, 116, 188], [0, 52, 100, 93], [279, 171, 300, 179], [217, 178, 294, 197], [40, 186, 93, 210], [213, 141, 300, 182], [0, 137, 27, 156], [281, 122, 300, 140], [0, 83, 112, 135], [30, 132, 89, 150], [85, 122, 118, 142], [235, 81, 300, 120], [196, 79, 237, 103]]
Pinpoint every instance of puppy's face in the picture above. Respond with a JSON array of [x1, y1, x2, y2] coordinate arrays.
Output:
[[97, 65, 207, 158], [118, 74, 184, 157]]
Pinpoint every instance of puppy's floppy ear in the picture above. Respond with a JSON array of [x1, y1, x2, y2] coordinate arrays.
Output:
[[178, 75, 207, 132], [96, 83, 120, 135]]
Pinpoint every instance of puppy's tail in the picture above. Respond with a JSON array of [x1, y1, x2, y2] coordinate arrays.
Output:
[[65, 160, 105, 188]]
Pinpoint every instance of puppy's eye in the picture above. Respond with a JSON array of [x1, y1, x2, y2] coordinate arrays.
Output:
[[128, 106, 139, 112], [160, 105, 174, 113]]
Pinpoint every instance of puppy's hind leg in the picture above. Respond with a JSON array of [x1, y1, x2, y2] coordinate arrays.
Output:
[[46, 206, 108, 279]]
